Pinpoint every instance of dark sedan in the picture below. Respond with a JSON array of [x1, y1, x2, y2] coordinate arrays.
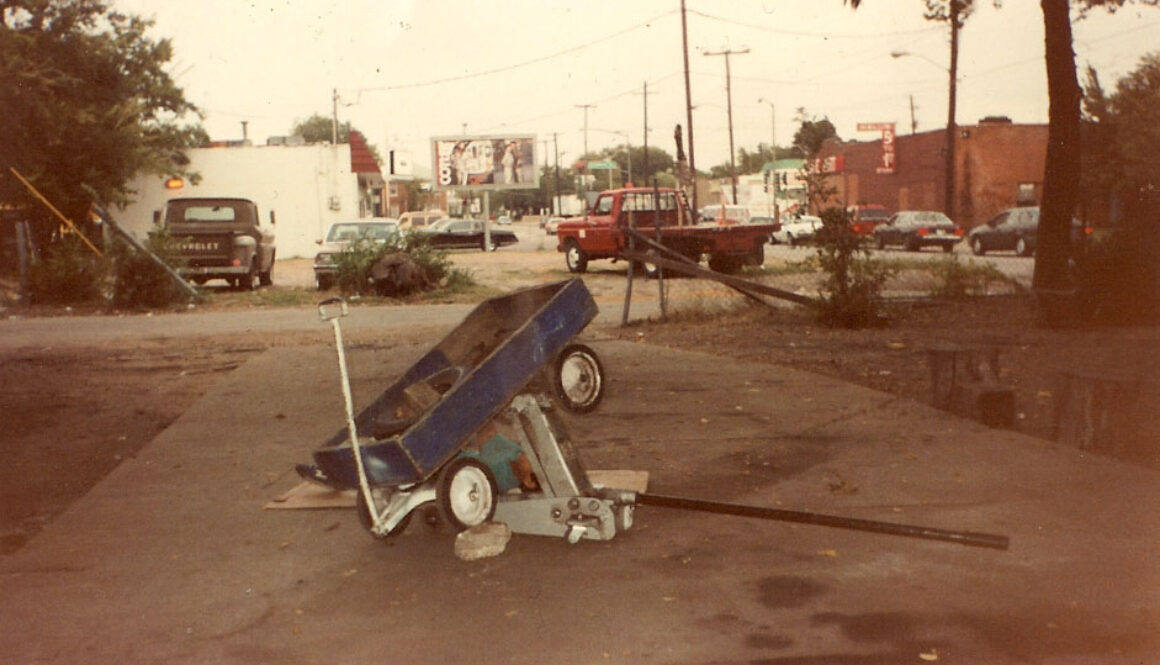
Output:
[[968, 206, 1091, 257], [874, 211, 963, 252], [415, 218, 518, 251]]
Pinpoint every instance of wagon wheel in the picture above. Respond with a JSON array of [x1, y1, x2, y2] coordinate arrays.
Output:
[[552, 343, 605, 414], [356, 489, 412, 539], [437, 458, 498, 531]]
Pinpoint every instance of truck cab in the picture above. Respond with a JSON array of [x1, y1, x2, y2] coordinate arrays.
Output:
[[158, 197, 276, 290]]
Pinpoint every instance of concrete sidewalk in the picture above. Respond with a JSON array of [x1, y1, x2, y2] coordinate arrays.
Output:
[[1, 340, 1157, 664]]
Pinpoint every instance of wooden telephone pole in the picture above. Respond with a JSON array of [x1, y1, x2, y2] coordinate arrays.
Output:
[[703, 47, 749, 204]]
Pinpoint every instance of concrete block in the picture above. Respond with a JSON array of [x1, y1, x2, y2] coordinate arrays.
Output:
[[454, 522, 511, 561]]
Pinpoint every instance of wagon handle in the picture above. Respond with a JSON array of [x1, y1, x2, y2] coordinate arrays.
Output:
[[318, 297, 348, 322]]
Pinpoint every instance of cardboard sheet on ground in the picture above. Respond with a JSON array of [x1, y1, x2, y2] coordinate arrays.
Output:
[[264, 470, 649, 510]]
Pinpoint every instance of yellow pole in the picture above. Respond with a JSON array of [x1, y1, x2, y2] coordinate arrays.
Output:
[[8, 167, 104, 258]]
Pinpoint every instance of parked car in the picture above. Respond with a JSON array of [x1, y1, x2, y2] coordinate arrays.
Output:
[[748, 215, 782, 232], [397, 210, 446, 231], [967, 206, 1091, 257], [771, 214, 821, 246], [699, 204, 750, 225], [496, 215, 513, 225], [543, 217, 564, 235], [415, 218, 518, 251], [849, 204, 892, 235], [313, 218, 400, 290], [874, 211, 964, 253]]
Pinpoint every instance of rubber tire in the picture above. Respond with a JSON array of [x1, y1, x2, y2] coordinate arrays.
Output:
[[564, 240, 588, 274], [357, 490, 412, 539], [1016, 237, 1032, 257], [971, 237, 986, 256], [259, 252, 274, 286], [552, 343, 606, 414], [437, 458, 498, 531], [236, 267, 256, 291]]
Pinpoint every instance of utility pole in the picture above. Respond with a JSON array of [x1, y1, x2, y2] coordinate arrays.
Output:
[[553, 133, 562, 216], [703, 47, 749, 204], [680, 0, 697, 214], [641, 82, 651, 183], [331, 88, 339, 144], [945, 2, 960, 219], [575, 104, 596, 160]]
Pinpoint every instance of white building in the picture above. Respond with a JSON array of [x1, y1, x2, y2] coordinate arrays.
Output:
[[116, 141, 376, 259]]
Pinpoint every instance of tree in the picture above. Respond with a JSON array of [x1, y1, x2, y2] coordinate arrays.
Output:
[[0, 0, 205, 227], [290, 114, 385, 164], [1078, 52, 1160, 322], [792, 110, 840, 158], [292, 114, 351, 144]]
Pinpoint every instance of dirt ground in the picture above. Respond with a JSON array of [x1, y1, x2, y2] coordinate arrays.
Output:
[[2, 249, 1157, 556]]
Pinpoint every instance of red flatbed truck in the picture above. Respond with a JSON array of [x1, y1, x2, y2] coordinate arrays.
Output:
[[555, 187, 777, 275]]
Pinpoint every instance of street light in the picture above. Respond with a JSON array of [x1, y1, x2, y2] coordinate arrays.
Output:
[[891, 48, 957, 218], [758, 97, 777, 220]]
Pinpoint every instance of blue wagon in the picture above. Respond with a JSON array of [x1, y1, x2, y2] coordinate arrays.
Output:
[[299, 278, 623, 541]]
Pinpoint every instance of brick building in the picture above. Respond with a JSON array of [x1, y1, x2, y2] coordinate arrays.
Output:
[[814, 119, 1048, 229]]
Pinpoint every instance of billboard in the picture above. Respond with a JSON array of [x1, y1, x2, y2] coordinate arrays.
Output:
[[431, 135, 538, 190]]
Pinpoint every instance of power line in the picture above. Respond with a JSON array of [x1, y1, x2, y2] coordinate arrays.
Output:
[[350, 10, 677, 93], [687, 8, 943, 39]]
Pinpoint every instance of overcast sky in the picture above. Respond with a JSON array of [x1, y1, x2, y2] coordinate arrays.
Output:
[[113, 0, 1159, 177]]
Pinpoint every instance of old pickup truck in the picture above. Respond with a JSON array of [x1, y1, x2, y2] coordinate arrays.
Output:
[[157, 197, 276, 290], [556, 188, 775, 275]]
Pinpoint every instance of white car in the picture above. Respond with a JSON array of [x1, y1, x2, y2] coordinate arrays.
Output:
[[313, 218, 399, 290], [771, 215, 821, 246]]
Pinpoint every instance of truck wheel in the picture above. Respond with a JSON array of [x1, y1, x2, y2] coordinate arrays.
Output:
[[553, 343, 605, 413], [236, 269, 256, 291], [708, 254, 742, 275], [564, 240, 588, 274], [749, 243, 764, 267], [259, 253, 274, 286]]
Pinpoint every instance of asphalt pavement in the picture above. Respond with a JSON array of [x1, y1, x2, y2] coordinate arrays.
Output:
[[1, 331, 1156, 664]]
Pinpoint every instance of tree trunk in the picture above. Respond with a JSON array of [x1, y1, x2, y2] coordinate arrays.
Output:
[[1034, 0, 1082, 321], [1039, 0, 1081, 313]]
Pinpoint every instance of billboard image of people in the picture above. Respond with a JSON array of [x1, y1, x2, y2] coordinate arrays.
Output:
[[432, 135, 538, 190]]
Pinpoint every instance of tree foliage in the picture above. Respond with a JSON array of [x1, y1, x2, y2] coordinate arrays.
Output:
[[292, 114, 351, 144], [1081, 53, 1160, 196], [792, 110, 840, 158], [0, 0, 206, 223]]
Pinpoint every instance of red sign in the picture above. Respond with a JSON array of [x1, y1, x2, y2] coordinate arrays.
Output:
[[858, 122, 896, 175]]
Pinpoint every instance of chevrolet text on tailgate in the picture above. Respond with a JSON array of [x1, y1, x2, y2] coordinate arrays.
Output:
[[555, 188, 776, 275], [157, 197, 276, 290]]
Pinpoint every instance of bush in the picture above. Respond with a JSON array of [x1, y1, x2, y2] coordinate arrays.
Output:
[[27, 235, 106, 305], [812, 208, 894, 328], [334, 232, 470, 297], [110, 230, 189, 309], [928, 256, 1022, 299]]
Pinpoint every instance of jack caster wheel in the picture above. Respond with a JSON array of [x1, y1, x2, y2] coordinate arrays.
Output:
[[437, 458, 498, 531]]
